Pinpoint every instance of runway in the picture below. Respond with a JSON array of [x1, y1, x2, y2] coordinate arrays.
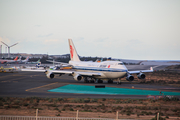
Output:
[[0, 70, 180, 99]]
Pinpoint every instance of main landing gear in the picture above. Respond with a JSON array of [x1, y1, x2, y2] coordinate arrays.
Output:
[[84, 77, 95, 83], [108, 79, 113, 83], [97, 79, 103, 83], [94, 79, 103, 83], [83, 77, 121, 85]]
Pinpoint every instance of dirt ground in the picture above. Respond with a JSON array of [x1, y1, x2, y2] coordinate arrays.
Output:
[[123, 70, 180, 87], [0, 97, 180, 120]]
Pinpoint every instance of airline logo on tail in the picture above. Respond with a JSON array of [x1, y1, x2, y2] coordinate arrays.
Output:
[[70, 45, 74, 59], [25, 57, 29, 60], [14, 56, 18, 61], [68, 39, 80, 61]]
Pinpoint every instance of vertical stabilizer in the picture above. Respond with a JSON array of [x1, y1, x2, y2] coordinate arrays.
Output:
[[25, 56, 29, 60], [14, 56, 18, 61], [68, 39, 80, 61], [37, 59, 40, 63]]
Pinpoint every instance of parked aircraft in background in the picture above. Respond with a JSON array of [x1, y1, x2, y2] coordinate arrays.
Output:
[[0, 56, 19, 64], [19, 56, 29, 64], [46, 59, 64, 64], [17, 56, 22, 63], [28, 59, 41, 64], [22, 39, 153, 84], [22, 56, 29, 63]]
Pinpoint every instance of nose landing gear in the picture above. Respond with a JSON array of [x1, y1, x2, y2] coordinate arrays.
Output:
[[117, 78, 121, 85]]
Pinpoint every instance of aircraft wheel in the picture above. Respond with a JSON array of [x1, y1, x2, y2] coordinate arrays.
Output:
[[108, 79, 113, 83], [84, 77, 89, 83], [90, 80, 94, 83], [84, 80, 89, 83], [97, 79, 101, 83]]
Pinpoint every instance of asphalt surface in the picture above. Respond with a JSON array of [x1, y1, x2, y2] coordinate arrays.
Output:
[[1, 66, 180, 99]]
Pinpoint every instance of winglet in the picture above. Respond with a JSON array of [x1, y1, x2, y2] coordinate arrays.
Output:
[[68, 39, 80, 61]]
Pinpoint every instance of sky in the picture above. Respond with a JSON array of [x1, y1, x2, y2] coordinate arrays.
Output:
[[0, 0, 180, 60]]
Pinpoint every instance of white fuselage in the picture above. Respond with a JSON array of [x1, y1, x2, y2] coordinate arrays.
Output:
[[69, 60, 128, 79], [0, 59, 17, 64]]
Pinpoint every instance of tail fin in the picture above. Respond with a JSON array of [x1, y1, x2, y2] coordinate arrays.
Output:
[[17, 56, 22, 61], [37, 59, 40, 63], [150, 67, 153, 71], [14, 56, 18, 61], [68, 39, 80, 61], [25, 56, 29, 61]]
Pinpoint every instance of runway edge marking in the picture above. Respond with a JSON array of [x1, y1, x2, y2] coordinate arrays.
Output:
[[25, 82, 58, 92]]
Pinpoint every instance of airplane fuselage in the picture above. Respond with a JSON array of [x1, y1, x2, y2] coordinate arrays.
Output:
[[0, 59, 17, 64], [69, 60, 127, 79]]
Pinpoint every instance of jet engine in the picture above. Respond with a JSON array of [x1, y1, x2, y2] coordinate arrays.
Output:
[[137, 73, 146, 79], [73, 74, 82, 81], [126, 74, 134, 81], [46, 73, 55, 79]]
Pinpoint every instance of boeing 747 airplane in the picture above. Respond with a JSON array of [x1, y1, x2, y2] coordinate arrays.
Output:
[[22, 39, 153, 84]]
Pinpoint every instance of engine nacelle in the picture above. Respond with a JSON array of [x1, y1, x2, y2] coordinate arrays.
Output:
[[137, 73, 146, 79], [126, 74, 134, 81], [73, 74, 82, 81], [46, 73, 55, 79]]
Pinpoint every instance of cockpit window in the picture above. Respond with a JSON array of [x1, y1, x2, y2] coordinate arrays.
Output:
[[118, 63, 124, 65]]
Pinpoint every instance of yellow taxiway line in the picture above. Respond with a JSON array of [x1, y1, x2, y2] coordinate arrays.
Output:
[[25, 82, 58, 92]]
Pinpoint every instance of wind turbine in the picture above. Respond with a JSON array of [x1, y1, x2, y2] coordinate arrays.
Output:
[[1, 41, 18, 58]]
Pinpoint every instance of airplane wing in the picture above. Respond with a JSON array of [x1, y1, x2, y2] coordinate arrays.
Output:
[[46, 60, 69, 65], [128, 67, 153, 74], [50, 70, 101, 76], [76, 71, 101, 76], [21, 68, 74, 74], [49, 70, 74, 74], [22, 67, 101, 77], [21, 69, 46, 72]]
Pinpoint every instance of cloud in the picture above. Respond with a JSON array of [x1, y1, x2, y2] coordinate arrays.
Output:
[[35, 25, 41, 27], [38, 33, 53, 38], [97, 37, 109, 42], [44, 39, 59, 45], [127, 39, 143, 44], [75, 37, 85, 41]]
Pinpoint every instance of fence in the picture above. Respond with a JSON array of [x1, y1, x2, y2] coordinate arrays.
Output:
[[0, 116, 118, 120]]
